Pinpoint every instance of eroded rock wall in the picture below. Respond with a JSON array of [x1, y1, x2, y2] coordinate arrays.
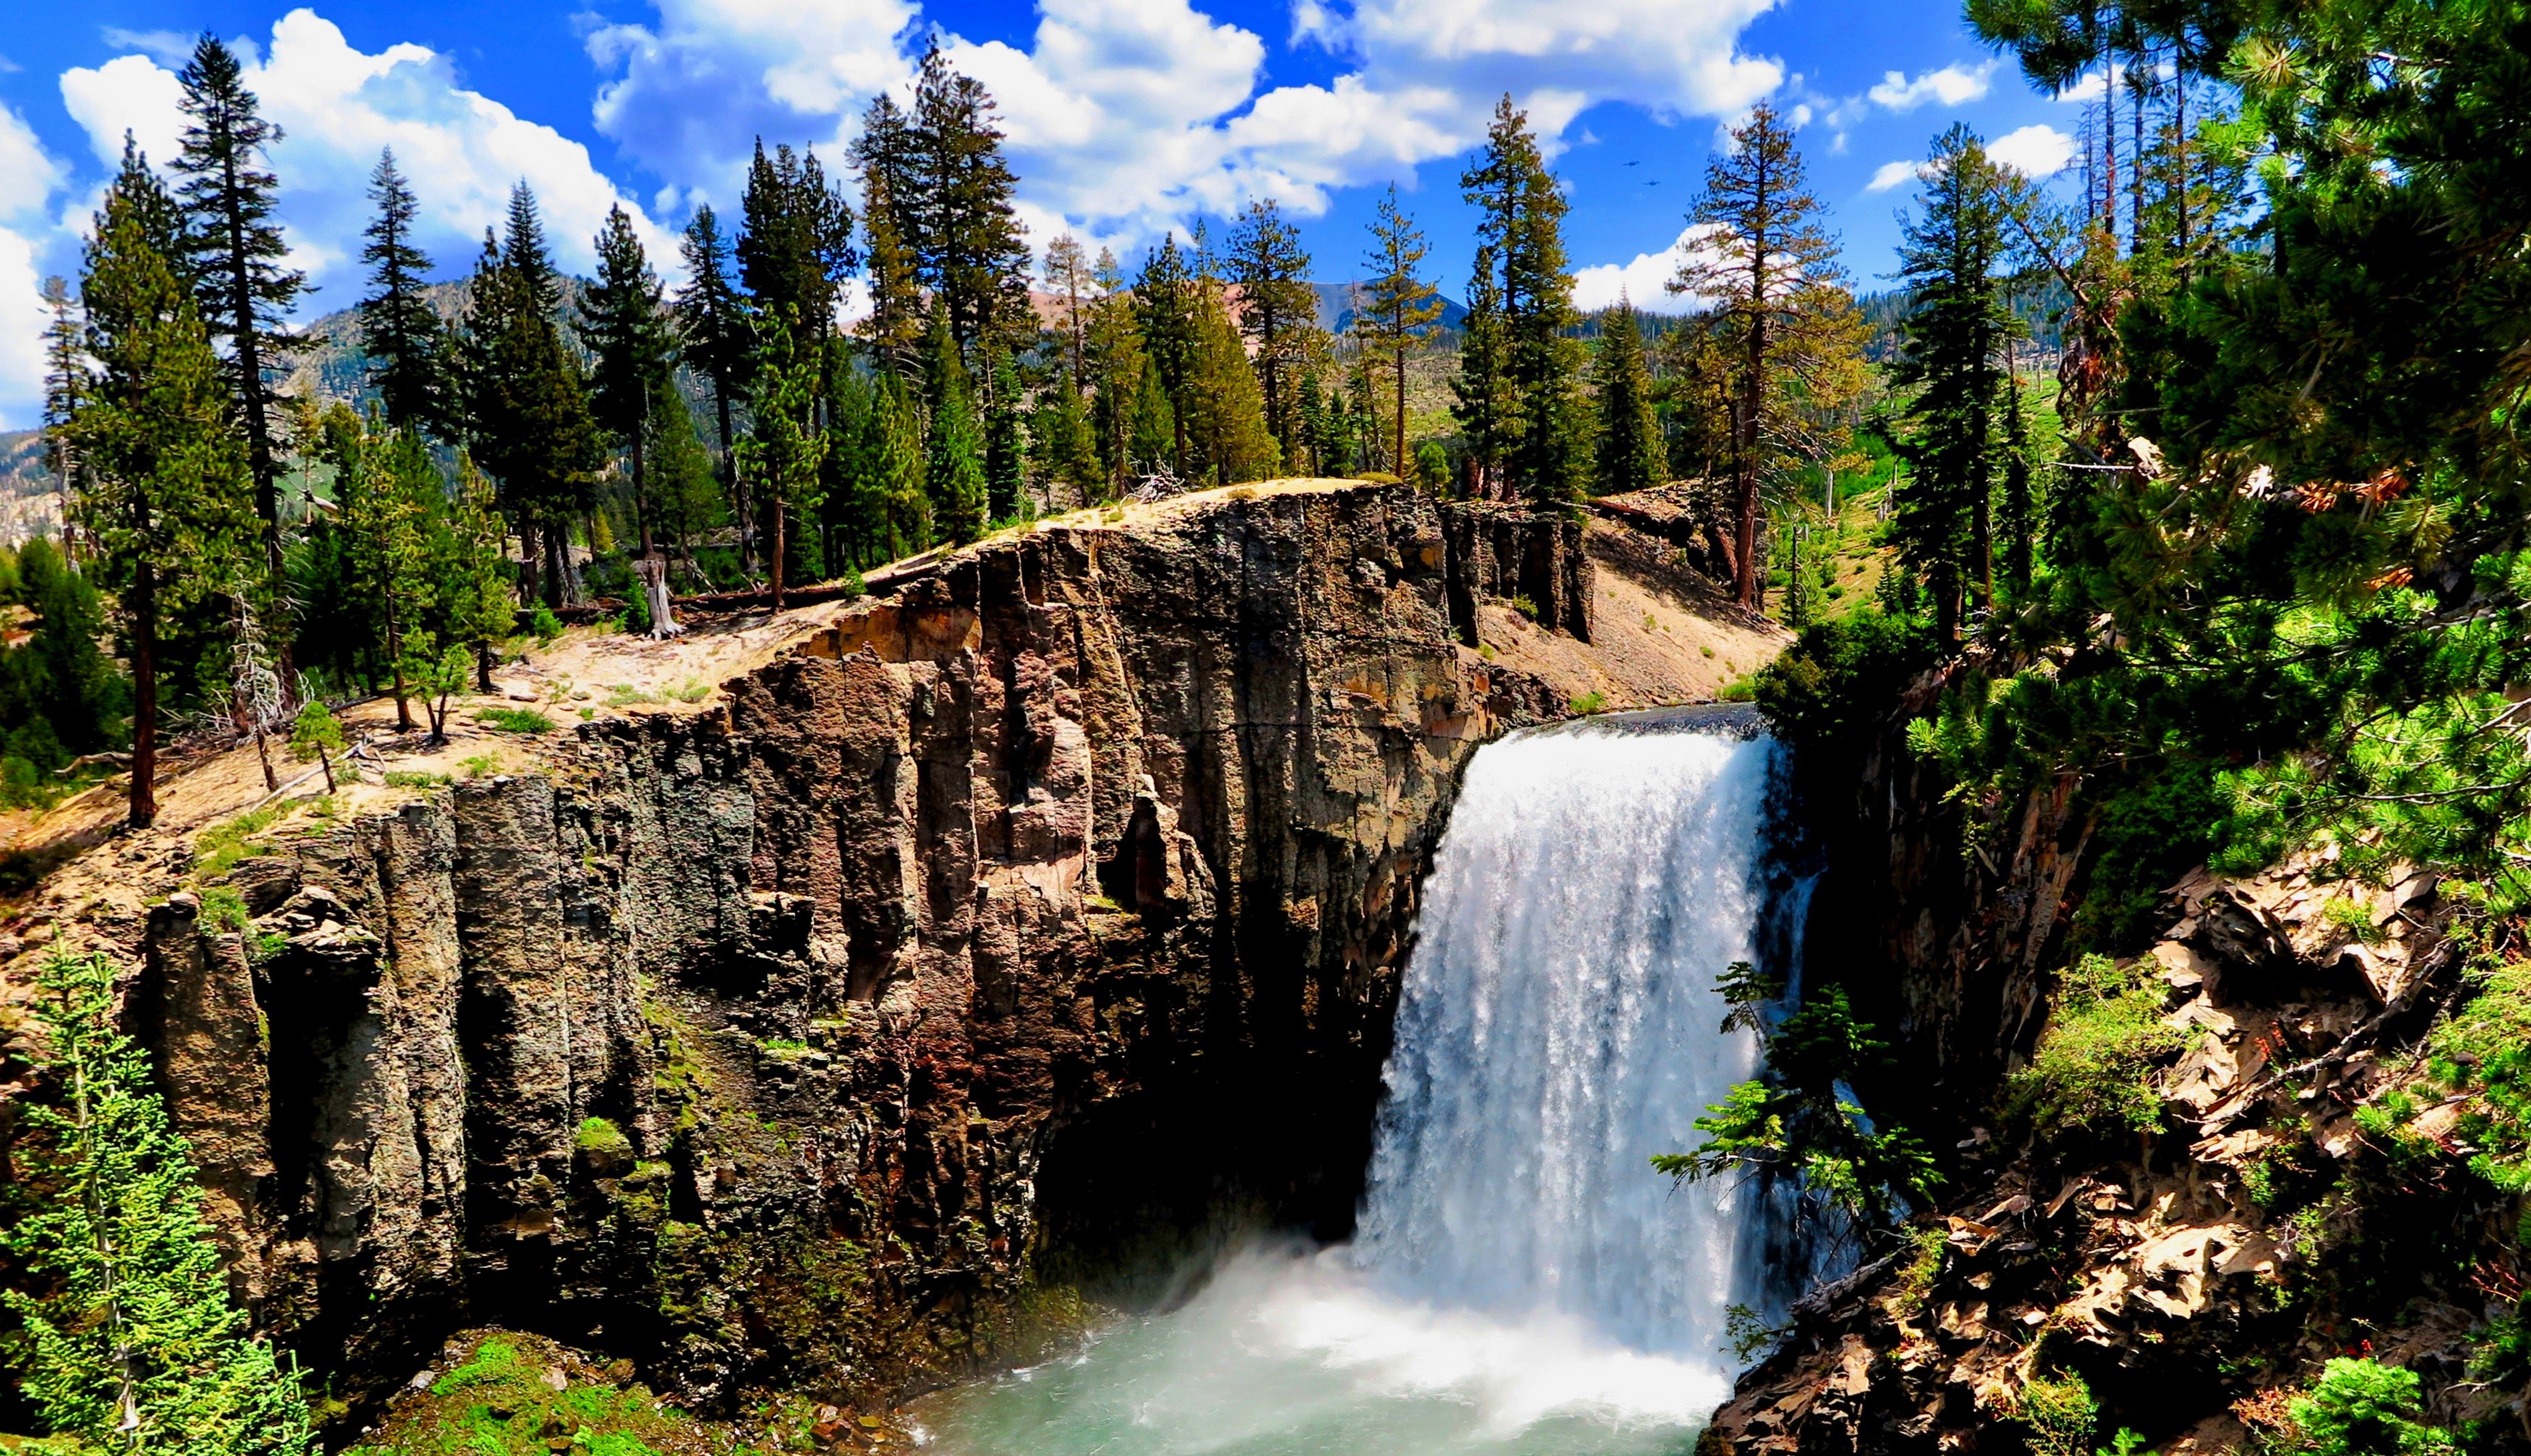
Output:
[[123, 483, 1579, 1412]]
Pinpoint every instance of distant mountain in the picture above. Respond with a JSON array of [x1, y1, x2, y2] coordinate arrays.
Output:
[[1308, 281, 1470, 335]]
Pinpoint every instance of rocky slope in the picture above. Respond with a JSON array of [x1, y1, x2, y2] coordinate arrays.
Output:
[[3, 480, 1729, 1425], [1707, 661, 2522, 1455]]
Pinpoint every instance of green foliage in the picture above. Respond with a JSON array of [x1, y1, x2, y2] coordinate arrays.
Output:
[[1656, 982, 1939, 1227], [193, 804, 284, 880], [1890, 1223, 1947, 1315], [1568, 690, 1609, 715], [2008, 954, 2186, 1138], [476, 707, 557, 734], [527, 606, 562, 646], [4, 946, 314, 1454], [2423, 961, 2531, 1193], [286, 698, 341, 763], [2288, 1359, 2454, 1456], [2018, 1372, 2098, 1456], [1721, 1303, 1783, 1364], [1509, 594, 1540, 621]]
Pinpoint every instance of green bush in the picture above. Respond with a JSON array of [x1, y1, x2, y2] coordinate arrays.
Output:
[[477, 707, 558, 735], [2288, 1358, 2454, 1456], [2008, 954, 2186, 1137], [193, 804, 285, 880], [1510, 593, 1541, 621], [2425, 960, 2531, 1191], [1569, 690, 1609, 715], [2019, 1372, 2098, 1456], [528, 605, 564, 646]]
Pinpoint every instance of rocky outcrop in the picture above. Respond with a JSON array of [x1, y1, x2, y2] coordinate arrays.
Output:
[[1438, 500, 1592, 644], [101, 482, 1607, 1415]]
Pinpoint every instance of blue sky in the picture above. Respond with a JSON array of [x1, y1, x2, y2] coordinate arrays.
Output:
[[0, 0, 2099, 428]]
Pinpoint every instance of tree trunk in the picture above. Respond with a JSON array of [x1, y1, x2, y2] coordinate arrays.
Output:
[[319, 746, 336, 795], [519, 519, 543, 609], [387, 602, 413, 732], [1394, 338, 1409, 488], [476, 639, 496, 695], [770, 500, 787, 612], [129, 562, 157, 830], [253, 726, 277, 792]]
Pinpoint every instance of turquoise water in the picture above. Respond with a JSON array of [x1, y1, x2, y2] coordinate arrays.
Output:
[[911, 1247, 1717, 1456]]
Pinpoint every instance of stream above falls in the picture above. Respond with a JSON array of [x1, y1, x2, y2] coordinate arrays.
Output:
[[917, 718, 1793, 1455]]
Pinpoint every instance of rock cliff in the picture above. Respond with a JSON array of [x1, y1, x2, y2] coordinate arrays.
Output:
[[34, 482, 1651, 1418]]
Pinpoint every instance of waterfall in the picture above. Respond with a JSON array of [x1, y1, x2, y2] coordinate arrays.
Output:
[[1353, 714, 1781, 1362], [918, 713, 1795, 1454]]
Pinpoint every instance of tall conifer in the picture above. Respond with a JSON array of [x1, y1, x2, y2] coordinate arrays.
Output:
[[359, 150, 442, 434], [1355, 188, 1444, 487], [1226, 200, 1316, 459], [1591, 299, 1663, 497]]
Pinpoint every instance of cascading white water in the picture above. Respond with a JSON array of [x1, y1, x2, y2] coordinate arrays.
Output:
[[1352, 718, 1778, 1360], [917, 718, 1787, 1455]]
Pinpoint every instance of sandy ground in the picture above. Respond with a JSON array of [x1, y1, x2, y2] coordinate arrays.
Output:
[[1475, 564, 1787, 711]]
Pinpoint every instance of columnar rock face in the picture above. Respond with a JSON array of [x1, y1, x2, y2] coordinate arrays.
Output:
[[125, 484, 1583, 1412]]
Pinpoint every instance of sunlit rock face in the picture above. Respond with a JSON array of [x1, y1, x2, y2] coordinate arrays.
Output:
[[128, 483, 1604, 1413]]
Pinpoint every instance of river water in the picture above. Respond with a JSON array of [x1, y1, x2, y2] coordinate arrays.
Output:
[[918, 721, 1784, 1455]]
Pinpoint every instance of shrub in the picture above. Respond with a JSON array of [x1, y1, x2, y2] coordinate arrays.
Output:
[[2009, 954, 2186, 1137], [477, 707, 558, 734], [1510, 593, 1541, 621], [2288, 1359, 2454, 1456], [528, 605, 564, 646], [194, 805, 285, 880], [2426, 960, 2531, 1191], [1569, 690, 1609, 715], [2019, 1372, 2099, 1456]]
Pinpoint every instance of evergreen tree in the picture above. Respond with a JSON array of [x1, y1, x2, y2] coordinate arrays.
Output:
[[738, 140, 856, 342], [1135, 237, 1198, 472], [1043, 235, 1093, 397], [7, 944, 316, 1455], [1185, 283, 1279, 486], [1226, 200, 1317, 460], [642, 376, 725, 584], [820, 361, 875, 574], [850, 97, 926, 378], [338, 423, 439, 731], [1355, 187, 1445, 487], [67, 166, 260, 828], [984, 343, 1026, 520], [1891, 125, 2028, 640], [41, 277, 85, 551], [1591, 298, 1663, 497], [1674, 103, 1849, 608], [580, 204, 676, 561], [871, 373, 932, 558], [674, 205, 751, 565], [437, 454, 518, 693], [740, 310, 828, 606], [1451, 243, 1513, 497], [462, 189, 602, 608], [922, 309, 989, 542], [1083, 249, 1144, 499], [1458, 98, 1588, 504], [910, 43, 1032, 359], [17, 540, 125, 760], [172, 33, 303, 604], [1129, 357, 1177, 482], [358, 149, 442, 434]]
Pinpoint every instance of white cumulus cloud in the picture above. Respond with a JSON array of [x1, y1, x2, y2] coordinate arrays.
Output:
[[0, 103, 62, 428], [1989, 123, 2075, 179], [60, 9, 678, 313], [1865, 159, 1924, 193], [1865, 61, 1995, 113], [1571, 223, 1721, 315]]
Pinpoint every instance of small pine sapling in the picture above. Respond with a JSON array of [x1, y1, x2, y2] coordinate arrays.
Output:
[[288, 698, 343, 794]]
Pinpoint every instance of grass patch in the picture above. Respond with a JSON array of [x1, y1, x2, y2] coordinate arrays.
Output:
[[2008, 954, 2186, 1137], [477, 707, 558, 735], [194, 804, 286, 880], [605, 683, 663, 708], [460, 754, 502, 779], [385, 770, 452, 790], [1569, 690, 1609, 715]]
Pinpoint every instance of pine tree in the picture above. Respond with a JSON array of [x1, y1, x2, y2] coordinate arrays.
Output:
[[468, 188, 603, 607], [674, 205, 751, 566], [67, 165, 261, 829], [738, 141, 857, 342], [910, 43, 1032, 359], [1891, 125, 2027, 640], [171, 35, 303, 676], [1084, 249, 1144, 499], [984, 343, 1025, 520], [338, 423, 438, 731], [359, 150, 442, 434], [438, 454, 518, 693], [580, 204, 676, 562], [1451, 245, 1513, 496], [1129, 357, 1177, 482], [922, 309, 989, 542], [820, 360, 874, 574], [1044, 235, 1093, 398], [871, 373, 932, 558], [41, 277, 85, 553], [1459, 98, 1588, 504], [7, 945, 316, 1455], [1592, 298, 1663, 497], [1355, 187, 1445, 487], [851, 96, 926, 380], [1674, 103, 1853, 608], [1185, 283, 1279, 486], [1225, 200, 1316, 460], [741, 310, 828, 606], [1135, 237, 1199, 472]]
